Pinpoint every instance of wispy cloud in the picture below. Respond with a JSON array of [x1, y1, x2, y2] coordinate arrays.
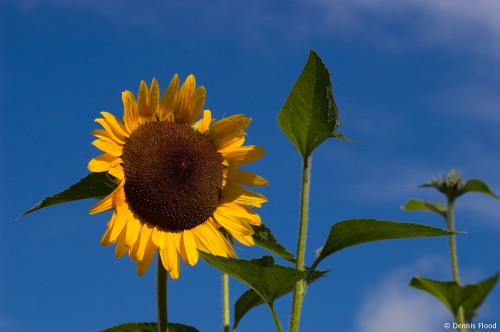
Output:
[[354, 257, 451, 332], [6, 0, 500, 56], [310, 0, 500, 56]]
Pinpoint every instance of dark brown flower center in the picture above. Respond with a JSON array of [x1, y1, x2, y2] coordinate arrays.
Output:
[[122, 121, 223, 232]]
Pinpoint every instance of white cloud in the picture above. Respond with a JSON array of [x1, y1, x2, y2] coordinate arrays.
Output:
[[310, 0, 500, 56], [355, 257, 451, 332], [6, 0, 500, 56]]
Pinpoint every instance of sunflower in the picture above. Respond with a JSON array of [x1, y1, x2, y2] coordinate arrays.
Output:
[[88, 74, 267, 279]]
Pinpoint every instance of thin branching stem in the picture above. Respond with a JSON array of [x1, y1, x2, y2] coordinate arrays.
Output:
[[269, 303, 284, 332]]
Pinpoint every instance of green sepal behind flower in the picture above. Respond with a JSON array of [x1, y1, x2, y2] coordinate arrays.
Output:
[[420, 169, 499, 202]]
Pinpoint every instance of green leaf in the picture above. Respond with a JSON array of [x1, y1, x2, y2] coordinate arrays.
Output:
[[199, 253, 304, 305], [463, 179, 499, 200], [409, 276, 478, 317], [277, 49, 343, 157], [252, 224, 295, 263], [402, 199, 447, 218], [233, 269, 328, 329], [20, 172, 117, 218], [462, 273, 499, 321], [101, 322, 199, 332], [311, 219, 453, 272]]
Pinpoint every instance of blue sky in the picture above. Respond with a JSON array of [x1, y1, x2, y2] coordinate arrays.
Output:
[[1, 1, 500, 331]]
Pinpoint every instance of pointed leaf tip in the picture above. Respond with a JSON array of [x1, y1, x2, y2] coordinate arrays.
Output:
[[463, 179, 499, 200], [402, 199, 447, 218], [19, 172, 117, 218], [278, 50, 345, 157], [311, 219, 453, 274]]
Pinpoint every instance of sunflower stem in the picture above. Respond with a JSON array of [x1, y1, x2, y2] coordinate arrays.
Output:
[[223, 273, 230, 332], [445, 198, 466, 331], [269, 303, 284, 332], [157, 256, 168, 332], [289, 154, 312, 332]]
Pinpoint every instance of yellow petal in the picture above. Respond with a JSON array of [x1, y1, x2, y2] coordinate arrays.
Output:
[[207, 115, 251, 148], [152, 227, 166, 249], [148, 78, 160, 119], [232, 233, 255, 246], [130, 222, 154, 261], [175, 76, 206, 125], [137, 80, 150, 124], [198, 110, 212, 133], [218, 135, 246, 151], [213, 209, 254, 236], [115, 227, 128, 258], [191, 221, 236, 258], [221, 146, 265, 166], [160, 232, 181, 279], [158, 74, 179, 121], [101, 111, 129, 135], [91, 129, 113, 141], [89, 189, 115, 214], [241, 206, 262, 226], [226, 168, 268, 187], [108, 166, 125, 180], [216, 201, 253, 220], [88, 154, 117, 173], [124, 214, 142, 249], [221, 183, 267, 208], [105, 205, 128, 243], [114, 181, 126, 206], [180, 230, 199, 266], [137, 238, 157, 276], [122, 91, 139, 132], [92, 138, 123, 157], [98, 112, 129, 143], [100, 215, 116, 246], [187, 86, 206, 125]]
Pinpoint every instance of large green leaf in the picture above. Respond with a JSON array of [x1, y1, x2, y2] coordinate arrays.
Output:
[[252, 224, 295, 263], [409, 276, 478, 317], [402, 199, 447, 218], [199, 253, 303, 305], [278, 49, 344, 157], [233, 269, 328, 329], [463, 179, 499, 199], [20, 172, 117, 218], [310, 219, 453, 276], [101, 322, 199, 332], [462, 273, 499, 321]]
